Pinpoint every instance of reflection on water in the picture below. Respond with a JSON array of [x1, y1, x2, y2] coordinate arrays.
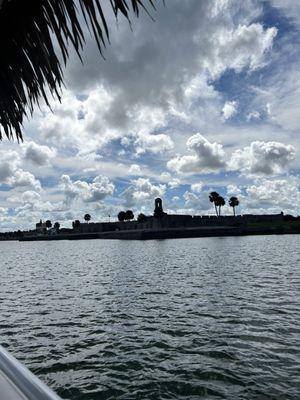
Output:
[[1, 236, 300, 399]]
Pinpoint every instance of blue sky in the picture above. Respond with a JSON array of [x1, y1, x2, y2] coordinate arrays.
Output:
[[1, 0, 300, 231]]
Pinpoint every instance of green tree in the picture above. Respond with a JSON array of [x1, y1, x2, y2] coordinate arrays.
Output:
[[72, 220, 81, 230], [209, 191, 220, 216], [229, 196, 239, 216], [125, 210, 134, 221], [118, 211, 126, 222], [137, 213, 147, 223], [45, 220, 52, 229], [54, 222, 60, 231], [84, 213, 91, 223]]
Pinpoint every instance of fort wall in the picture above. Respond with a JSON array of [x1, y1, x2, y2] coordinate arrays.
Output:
[[77, 213, 284, 234]]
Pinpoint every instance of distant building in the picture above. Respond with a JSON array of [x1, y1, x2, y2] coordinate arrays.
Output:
[[154, 197, 166, 218], [35, 220, 47, 234], [75, 198, 285, 234]]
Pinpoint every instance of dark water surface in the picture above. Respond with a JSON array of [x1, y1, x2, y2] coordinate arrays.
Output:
[[1, 236, 300, 399]]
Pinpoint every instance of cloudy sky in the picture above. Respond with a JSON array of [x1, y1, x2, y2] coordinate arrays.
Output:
[[1, 0, 300, 231]]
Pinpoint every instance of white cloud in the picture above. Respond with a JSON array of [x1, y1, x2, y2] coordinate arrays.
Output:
[[122, 178, 166, 208], [159, 172, 180, 188], [128, 164, 142, 175], [191, 182, 203, 193], [1, 1, 298, 230], [167, 133, 226, 174], [20, 190, 41, 205], [229, 141, 295, 175], [134, 132, 174, 156], [0, 150, 20, 182], [226, 184, 242, 196], [8, 170, 41, 191], [222, 101, 238, 120], [0, 149, 41, 190], [247, 111, 261, 121], [183, 191, 211, 214], [60, 174, 114, 204], [245, 177, 300, 214], [0, 206, 8, 214], [184, 74, 218, 100], [204, 23, 277, 79], [22, 141, 56, 165]]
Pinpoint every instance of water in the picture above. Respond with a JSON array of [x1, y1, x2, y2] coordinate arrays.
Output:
[[1, 236, 300, 400]]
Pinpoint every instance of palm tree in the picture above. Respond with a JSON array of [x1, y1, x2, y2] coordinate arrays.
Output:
[[0, 0, 159, 140], [215, 196, 225, 216], [84, 213, 91, 223], [45, 220, 52, 229], [118, 211, 126, 222], [229, 196, 239, 216], [209, 191, 220, 216], [125, 210, 134, 221]]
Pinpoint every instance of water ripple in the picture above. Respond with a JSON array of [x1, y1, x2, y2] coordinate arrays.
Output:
[[0, 235, 300, 399]]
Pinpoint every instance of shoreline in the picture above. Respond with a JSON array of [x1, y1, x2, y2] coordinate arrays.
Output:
[[18, 226, 300, 241]]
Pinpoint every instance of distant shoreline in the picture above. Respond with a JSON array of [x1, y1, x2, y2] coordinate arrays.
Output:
[[18, 225, 300, 241]]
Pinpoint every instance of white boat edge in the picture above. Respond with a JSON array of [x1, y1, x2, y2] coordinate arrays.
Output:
[[0, 345, 61, 400]]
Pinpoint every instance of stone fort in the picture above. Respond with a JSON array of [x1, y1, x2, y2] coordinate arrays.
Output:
[[76, 198, 284, 234]]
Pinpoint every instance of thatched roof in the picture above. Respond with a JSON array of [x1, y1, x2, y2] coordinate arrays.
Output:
[[0, 0, 158, 141]]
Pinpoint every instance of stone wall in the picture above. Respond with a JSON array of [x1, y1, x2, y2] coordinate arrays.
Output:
[[77, 213, 284, 233]]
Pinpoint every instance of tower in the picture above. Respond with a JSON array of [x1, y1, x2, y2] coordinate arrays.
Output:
[[154, 198, 164, 218]]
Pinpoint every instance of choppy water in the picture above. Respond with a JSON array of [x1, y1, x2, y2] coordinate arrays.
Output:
[[1, 236, 300, 400]]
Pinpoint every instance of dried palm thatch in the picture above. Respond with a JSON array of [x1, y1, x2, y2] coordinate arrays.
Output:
[[0, 0, 158, 141]]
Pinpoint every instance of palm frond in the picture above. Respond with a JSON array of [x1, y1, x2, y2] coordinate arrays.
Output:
[[0, 0, 159, 141]]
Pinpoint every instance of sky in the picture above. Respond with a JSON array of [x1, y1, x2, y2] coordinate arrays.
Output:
[[1, 0, 300, 231]]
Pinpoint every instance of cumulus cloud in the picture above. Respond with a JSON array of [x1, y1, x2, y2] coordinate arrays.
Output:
[[122, 178, 166, 208], [159, 172, 180, 188], [183, 191, 211, 214], [205, 23, 277, 79], [38, 87, 173, 159], [0, 150, 20, 182], [167, 133, 226, 174], [8, 191, 58, 225], [128, 164, 142, 175], [134, 132, 174, 155], [245, 177, 300, 214], [52, 1, 276, 154], [184, 74, 218, 100], [22, 141, 56, 165], [222, 101, 238, 120], [1, 1, 298, 229], [8, 170, 41, 191], [0, 150, 41, 190], [191, 182, 203, 193], [229, 141, 295, 175], [60, 175, 114, 204], [20, 190, 42, 205], [226, 184, 242, 196]]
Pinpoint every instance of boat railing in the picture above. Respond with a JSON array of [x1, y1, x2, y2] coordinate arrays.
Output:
[[0, 345, 61, 400]]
